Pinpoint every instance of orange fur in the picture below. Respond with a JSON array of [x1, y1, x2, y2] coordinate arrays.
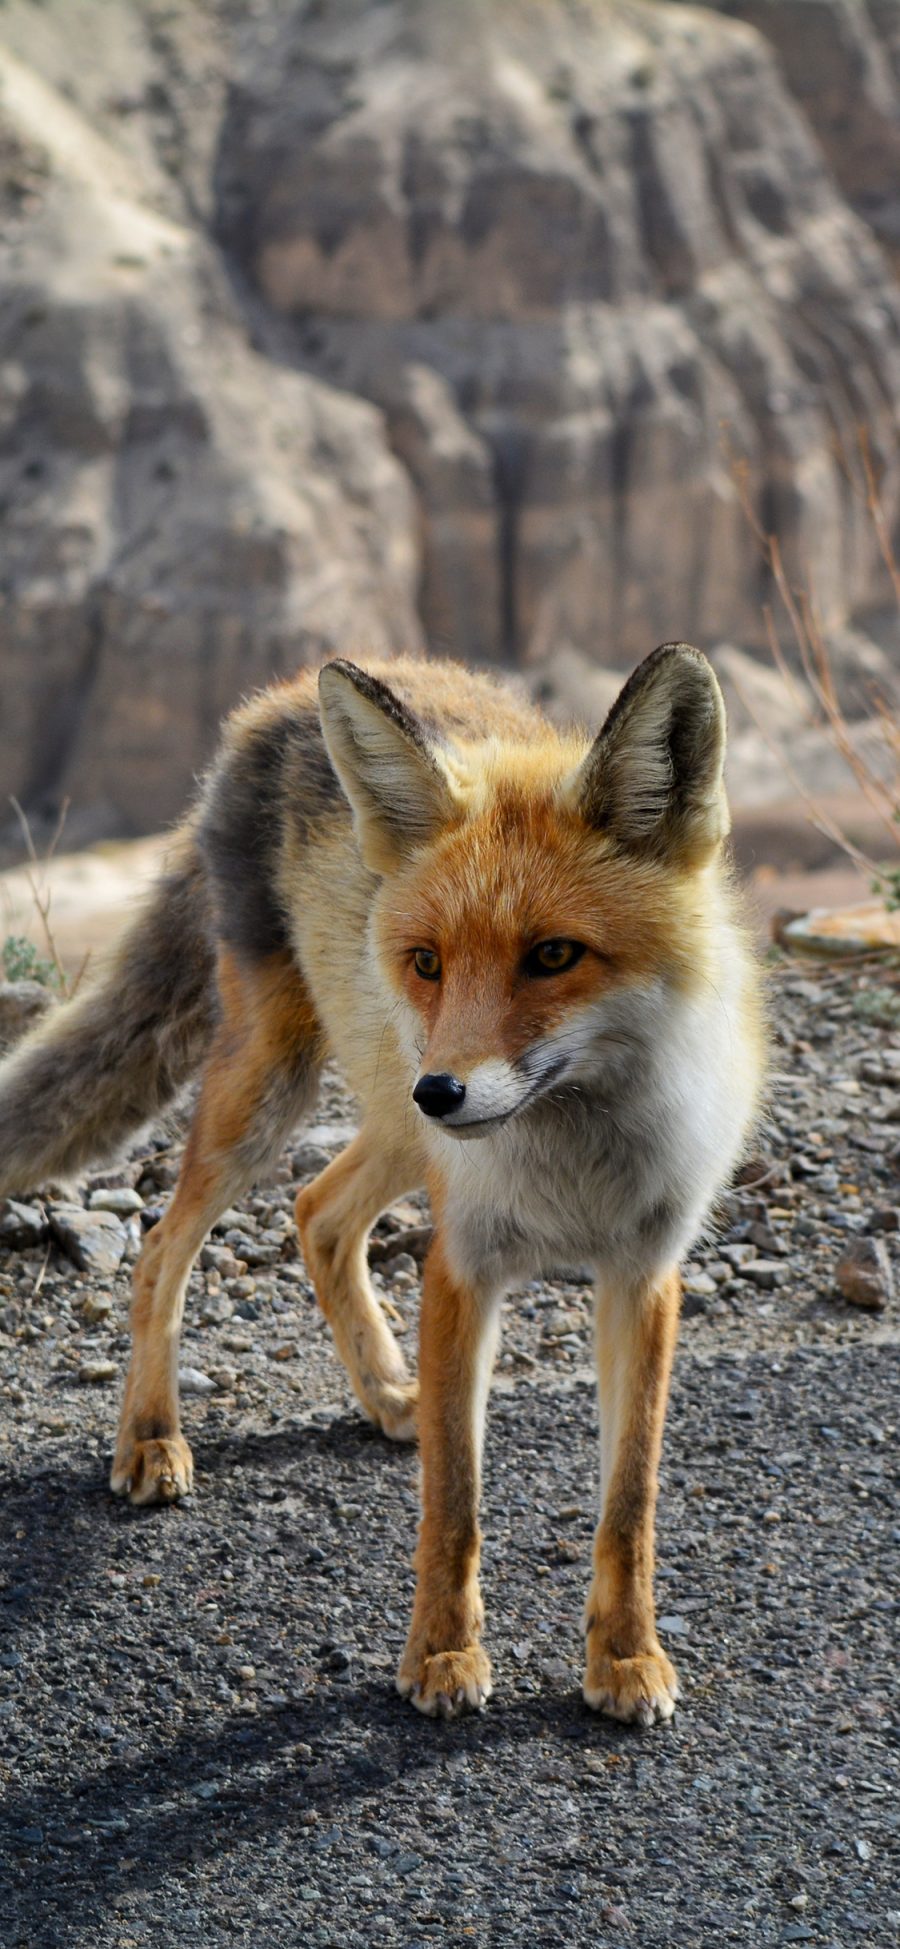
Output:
[[3, 646, 763, 1727]]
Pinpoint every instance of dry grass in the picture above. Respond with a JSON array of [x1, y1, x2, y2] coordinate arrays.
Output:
[[729, 431, 900, 908], [1, 797, 90, 997]]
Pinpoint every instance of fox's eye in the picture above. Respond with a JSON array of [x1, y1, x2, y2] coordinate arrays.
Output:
[[524, 939, 585, 977], [413, 947, 441, 981]]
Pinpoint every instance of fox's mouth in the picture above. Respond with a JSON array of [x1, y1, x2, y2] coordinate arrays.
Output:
[[431, 1058, 569, 1139]]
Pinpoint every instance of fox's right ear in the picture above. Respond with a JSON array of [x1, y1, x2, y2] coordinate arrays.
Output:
[[318, 661, 459, 873], [566, 643, 728, 869]]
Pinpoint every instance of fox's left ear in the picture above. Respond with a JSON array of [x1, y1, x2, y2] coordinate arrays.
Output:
[[318, 660, 459, 873], [566, 643, 729, 868]]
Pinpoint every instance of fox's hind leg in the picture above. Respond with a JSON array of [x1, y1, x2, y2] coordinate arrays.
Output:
[[295, 1127, 422, 1441], [111, 949, 323, 1506]]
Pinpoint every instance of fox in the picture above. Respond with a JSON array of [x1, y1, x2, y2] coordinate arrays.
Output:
[[0, 643, 763, 1725]]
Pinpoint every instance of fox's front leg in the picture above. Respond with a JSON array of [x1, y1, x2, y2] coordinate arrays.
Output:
[[584, 1265, 681, 1727], [397, 1235, 499, 1719]]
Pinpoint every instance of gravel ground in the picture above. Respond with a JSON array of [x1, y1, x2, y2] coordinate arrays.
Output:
[[0, 957, 898, 1948]]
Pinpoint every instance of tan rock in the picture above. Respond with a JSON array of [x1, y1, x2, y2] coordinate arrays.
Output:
[[220, 0, 900, 672], [835, 1237, 894, 1311], [781, 902, 900, 957]]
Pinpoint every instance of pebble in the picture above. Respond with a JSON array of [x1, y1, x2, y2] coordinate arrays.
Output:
[[81, 1292, 113, 1324], [88, 1187, 144, 1216], [200, 1244, 246, 1278], [720, 1242, 758, 1268], [745, 1261, 788, 1290], [866, 1207, 899, 1234], [293, 1143, 333, 1177], [383, 1251, 418, 1279], [0, 1200, 48, 1248], [835, 1238, 893, 1311], [0, 979, 52, 1050], [211, 1208, 251, 1234], [49, 1205, 127, 1278], [179, 1367, 216, 1395], [198, 1292, 234, 1326], [224, 1231, 280, 1268], [209, 1367, 238, 1392], [78, 1360, 117, 1384]]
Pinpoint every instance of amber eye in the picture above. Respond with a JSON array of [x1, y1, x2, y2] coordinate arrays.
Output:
[[524, 939, 585, 977], [413, 947, 441, 981]]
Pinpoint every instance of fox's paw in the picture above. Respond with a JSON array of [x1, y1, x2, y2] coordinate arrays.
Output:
[[364, 1377, 419, 1444], [397, 1644, 492, 1720], [110, 1435, 194, 1507], [583, 1645, 679, 1727]]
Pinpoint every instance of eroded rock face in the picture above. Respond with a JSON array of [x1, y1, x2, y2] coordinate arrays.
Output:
[[1, 0, 899, 847], [706, 0, 900, 260], [0, 30, 421, 845], [217, 0, 900, 678]]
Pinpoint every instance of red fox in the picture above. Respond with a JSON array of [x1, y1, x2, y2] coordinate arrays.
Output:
[[0, 645, 763, 1725]]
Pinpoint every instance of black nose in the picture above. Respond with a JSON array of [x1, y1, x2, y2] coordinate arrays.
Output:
[[413, 1072, 466, 1119]]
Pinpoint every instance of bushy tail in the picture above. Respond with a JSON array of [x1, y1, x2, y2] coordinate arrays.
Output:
[[0, 832, 218, 1197]]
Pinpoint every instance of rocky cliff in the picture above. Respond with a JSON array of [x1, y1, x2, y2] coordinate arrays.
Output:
[[0, 10, 422, 844], [1, 0, 899, 845], [217, 0, 900, 678], [704, 0, 900, 261]]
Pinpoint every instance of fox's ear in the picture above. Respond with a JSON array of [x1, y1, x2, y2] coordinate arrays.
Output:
[[566, 643, 728, 868], [318, 660, 458, 872]]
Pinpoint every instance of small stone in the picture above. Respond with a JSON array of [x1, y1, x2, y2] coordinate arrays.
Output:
[[747, 1222, 783, 1255], [81, 1292, 113, 1324], [866, 1208, 899, 1234], [50, 1205, 127, 1277], [211, 1208, 250, 1234], [209, 1367, 238, 1392], [200, 1244, 245, 1278], [745, 1260, 788, 1290], [88, 1187, 144, 1216], [683, 1271, 716, 1297], [224, 1231, 280, 1268], [179, 1367, 215, 1395], [198, 1292, 234, 1326], [384, 1251, 418, 1279], [858, 1051, 900, 1085], [0, 979, 53, 1051], [836, 1238, 893, 1311], [78, 1360, 117, 1384], [720, 1242, 758, 1268], [0, 1199, 49, 1248], [293, 1143, 333, 1177]]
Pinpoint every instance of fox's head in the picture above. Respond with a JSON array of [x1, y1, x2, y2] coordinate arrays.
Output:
[[318, 646, 730, 1138]]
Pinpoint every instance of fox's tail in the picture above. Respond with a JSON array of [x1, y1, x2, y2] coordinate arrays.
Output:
[[0, 833, 218, 1198]]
